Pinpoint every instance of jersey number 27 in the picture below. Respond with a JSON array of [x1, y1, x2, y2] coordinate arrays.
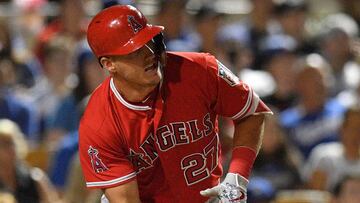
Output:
[[181, 135, 219, 185]]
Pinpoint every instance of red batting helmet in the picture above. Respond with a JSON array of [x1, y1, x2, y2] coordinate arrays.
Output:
[[87, 5, 164, 58]]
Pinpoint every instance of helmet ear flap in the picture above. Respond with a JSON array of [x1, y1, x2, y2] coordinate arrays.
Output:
[[153, 32, 166, 55], [153, 32, 167, 66]]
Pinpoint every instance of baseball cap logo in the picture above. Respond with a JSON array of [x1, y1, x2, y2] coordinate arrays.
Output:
[[127, 15, 143, 33]]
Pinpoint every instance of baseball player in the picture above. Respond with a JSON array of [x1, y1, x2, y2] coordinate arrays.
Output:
[[79, 5, 272, 203]]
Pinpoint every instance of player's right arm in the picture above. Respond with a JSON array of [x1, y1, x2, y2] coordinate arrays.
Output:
[[79, 122, 141, 203], [103, 180, 141, 203]]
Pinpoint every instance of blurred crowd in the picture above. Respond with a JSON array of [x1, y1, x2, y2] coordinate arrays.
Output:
[[0, 0, 359, 202]]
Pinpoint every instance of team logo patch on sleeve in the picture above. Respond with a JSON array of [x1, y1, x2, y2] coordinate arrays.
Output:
[[88, 146, 108, 173], [217, 60, 240, 87]]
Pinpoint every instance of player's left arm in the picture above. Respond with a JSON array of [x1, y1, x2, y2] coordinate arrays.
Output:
[[235, 111, 266, 147], [230, 113, 265, 177], [200, 114, 265, 203], [200, 54, 270, 202]]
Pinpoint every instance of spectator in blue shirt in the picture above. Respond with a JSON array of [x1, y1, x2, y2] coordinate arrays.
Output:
[[280, 54, 346, 159]]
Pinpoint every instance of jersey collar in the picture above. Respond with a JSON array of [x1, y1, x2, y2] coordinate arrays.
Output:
[[110, 78, 152, 111]]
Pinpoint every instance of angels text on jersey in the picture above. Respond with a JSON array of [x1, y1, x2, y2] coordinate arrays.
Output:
[[127, 113, 219, 185]]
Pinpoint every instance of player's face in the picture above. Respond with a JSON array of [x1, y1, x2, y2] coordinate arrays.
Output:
[[109, 41, 162, 89]]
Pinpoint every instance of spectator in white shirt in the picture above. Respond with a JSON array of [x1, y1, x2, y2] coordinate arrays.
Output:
[[303, 105, 360, 190]]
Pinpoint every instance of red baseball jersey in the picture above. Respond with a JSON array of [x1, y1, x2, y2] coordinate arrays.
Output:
[[79, 52, 271, 202]]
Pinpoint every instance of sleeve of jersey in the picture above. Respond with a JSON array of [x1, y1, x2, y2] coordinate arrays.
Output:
[[79, 123, 136, 189], [205, 55, 272, 121]]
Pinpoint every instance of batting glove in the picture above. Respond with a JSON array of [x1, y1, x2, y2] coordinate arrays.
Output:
[[101, 194, 109, 203], [200, 173, 248, 203]]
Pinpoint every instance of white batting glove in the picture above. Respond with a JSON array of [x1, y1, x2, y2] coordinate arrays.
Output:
[[200, 173, 248, 203], [101, 194, 109, 203]]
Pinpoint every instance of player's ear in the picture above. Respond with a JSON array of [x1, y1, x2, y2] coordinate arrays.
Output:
[[100, 57, 115, 73]]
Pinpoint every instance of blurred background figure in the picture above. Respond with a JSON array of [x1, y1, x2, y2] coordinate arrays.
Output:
[[247, 177, 276, 203], [303, 105, 360, 191], [261, 48, 298, 111], [0, 119, 60, 203], [273, 190, 331, 203], [23, 35, 75, 147], [0, 190, 17, 203], [192, 3, 224, 55], [270, 0, 316, 55], [47, 45, 107, 196], [0, 19, 39, 141], [45, 43, 106, 146], [319, 13, 360, 96], [219, 0, 274, 71], [280, 54, 346, 160], [35, 0, 87, 65], [251, 112, 303, 191], [0, 17, 12, 59], [11, 0, 46, 68], [331, 174, 360, 203], [102, 0, 135, 8], [0, 56, 38, 140], [62, 154, 102, 203], [339, 0, 360, 26], [154, 0, 199, 52], [247, 110, 302, 203]]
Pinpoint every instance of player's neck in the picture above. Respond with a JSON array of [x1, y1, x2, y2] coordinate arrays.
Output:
[[113, 79, 158, 103]]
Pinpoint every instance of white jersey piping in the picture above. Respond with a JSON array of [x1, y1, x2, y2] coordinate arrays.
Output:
[[110, 78, 151, 111], [86, 171, 137, 187], [231, 87, 253, 120]]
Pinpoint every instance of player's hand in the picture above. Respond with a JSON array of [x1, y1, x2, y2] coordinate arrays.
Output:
[[200, 173, 248, 203]]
